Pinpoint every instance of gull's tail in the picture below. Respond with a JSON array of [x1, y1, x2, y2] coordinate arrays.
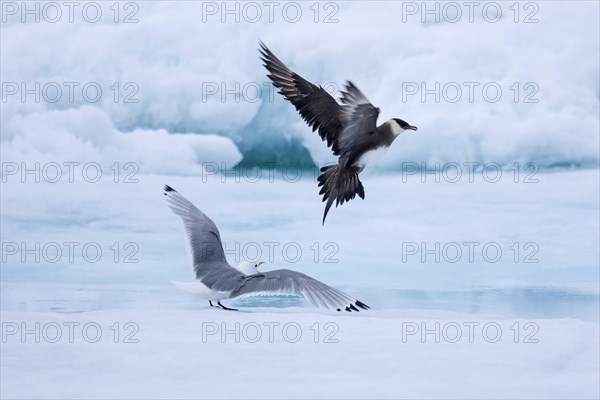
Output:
[[317, 164, 365, 225], [171, 280, 213, 297]]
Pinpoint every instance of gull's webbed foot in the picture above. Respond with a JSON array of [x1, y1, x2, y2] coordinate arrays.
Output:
[[217, 301, 238, 311]]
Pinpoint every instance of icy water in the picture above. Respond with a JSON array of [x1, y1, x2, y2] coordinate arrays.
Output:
[[2, 169, 598, 318]]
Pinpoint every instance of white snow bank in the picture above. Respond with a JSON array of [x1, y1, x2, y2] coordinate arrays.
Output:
[[1, 308, 598, 399], [1, 106, 242, 175], [1, 2, 598, 168]]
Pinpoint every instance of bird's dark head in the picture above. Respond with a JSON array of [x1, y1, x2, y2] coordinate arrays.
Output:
[[392, 118, 418, 134], [386, 118, 417, 136]]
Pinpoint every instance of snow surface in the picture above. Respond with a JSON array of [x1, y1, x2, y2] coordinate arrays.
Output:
[[2, 308, 598, 399], [1, 170, 599, 398]]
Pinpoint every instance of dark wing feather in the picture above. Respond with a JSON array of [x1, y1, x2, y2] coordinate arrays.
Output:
[[337, 81, 381, 158], [259, 42, 346, 154]]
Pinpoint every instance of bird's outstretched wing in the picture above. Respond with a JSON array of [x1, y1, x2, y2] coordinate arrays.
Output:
[[164, 185, 230, 279], [337, 81, 381, 159], [259, 42, 346, 155], [260, 43, 381, 159], [230, 269, 370, 312]]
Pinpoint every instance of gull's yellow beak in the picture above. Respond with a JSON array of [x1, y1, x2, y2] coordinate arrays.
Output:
[[257, 261, 266, 267]]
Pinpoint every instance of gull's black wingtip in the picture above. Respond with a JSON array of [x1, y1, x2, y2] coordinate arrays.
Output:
[[355, 300, 370, 310], [338, 300, 370, 312], [164, 185, 176, 193]]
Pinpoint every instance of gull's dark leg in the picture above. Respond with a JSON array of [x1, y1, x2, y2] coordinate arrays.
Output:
[[209, 300, 215, 307], [217, 301, 238, 311]]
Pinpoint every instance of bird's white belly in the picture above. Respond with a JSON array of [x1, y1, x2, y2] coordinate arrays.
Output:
[[357, 146, 388, 169], [171, 280, 231, 300]]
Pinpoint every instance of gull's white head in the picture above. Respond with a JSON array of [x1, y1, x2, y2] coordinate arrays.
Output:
[[236, 260, 265, 276], [387, 118, 418, 137]]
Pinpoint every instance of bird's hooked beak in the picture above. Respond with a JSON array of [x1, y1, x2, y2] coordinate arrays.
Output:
[[257, 261, 266, 268], [409, 125, 418, 131]]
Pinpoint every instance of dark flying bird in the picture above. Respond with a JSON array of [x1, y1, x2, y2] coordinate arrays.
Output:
[[259, 42, 418, 224]]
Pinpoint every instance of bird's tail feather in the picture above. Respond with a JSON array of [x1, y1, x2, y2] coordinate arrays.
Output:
[[317, 164, 365, 224], [170, 280, 213, 297]]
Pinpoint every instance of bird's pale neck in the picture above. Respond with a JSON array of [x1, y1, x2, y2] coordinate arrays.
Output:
[[385, 119, 405, 137], [385, 118, 417, 137]]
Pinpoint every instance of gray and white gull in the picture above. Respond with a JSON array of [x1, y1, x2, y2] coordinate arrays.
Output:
[[164, 185, 370, 312], [260, 42, 418, 224]]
